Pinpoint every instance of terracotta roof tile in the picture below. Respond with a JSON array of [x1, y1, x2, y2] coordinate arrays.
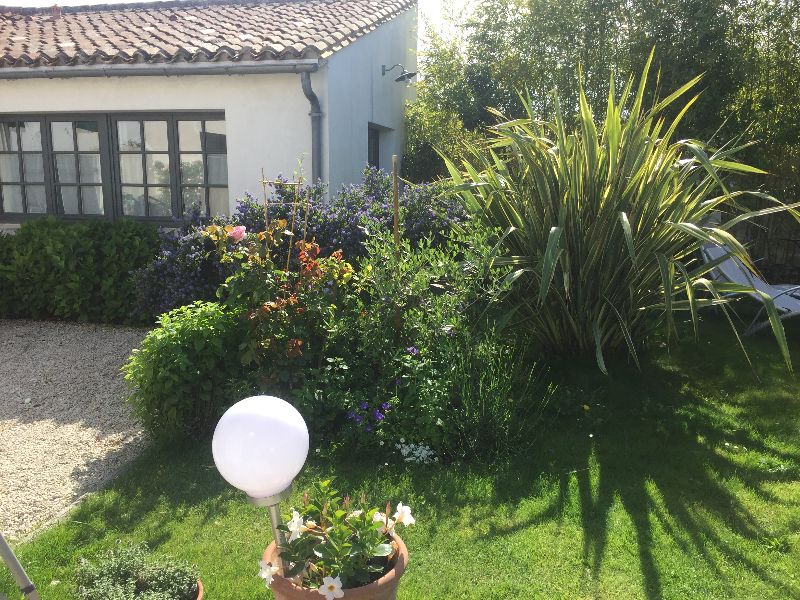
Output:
[[0, 0, 415, 68]]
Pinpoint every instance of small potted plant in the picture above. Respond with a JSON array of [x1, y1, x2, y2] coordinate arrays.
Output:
[[76, 542, 203, 600], [260, 480, 414, 600]]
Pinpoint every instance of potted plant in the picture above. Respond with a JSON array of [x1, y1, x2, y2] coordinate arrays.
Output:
[[76, 542, 203, 600], [260, 480, 414, 600]]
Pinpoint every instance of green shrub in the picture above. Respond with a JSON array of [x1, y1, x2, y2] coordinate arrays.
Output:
[[445, 55, 798, 372], [294, 226, 524, 456], [75, 543, 198, 600], [123, 301, 251, 438], [0, 217, 159, 322]]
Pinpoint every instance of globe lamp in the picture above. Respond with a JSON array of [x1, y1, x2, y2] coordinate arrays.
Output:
[[212, 395, 309, 571]]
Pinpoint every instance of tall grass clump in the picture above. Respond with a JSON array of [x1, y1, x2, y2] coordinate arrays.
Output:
[[445, 53, 799, 372]]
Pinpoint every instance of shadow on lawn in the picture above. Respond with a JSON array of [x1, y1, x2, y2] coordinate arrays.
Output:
[[475, 342, 800, 600], [60, 441, 236, 552], [520, 346, 800, 599]]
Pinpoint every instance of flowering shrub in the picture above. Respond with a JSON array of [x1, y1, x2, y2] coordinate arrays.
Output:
[[130, 204, 235, 320], [293, 224, 513, 453], [132, 169, 465, 319], [258, 480, 414, 594]]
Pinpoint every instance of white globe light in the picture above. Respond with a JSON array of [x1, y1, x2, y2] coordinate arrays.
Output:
[[212, 395, 309, 499]]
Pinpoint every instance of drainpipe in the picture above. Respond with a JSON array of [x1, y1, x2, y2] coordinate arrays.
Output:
[[300, 71, 322, 183]]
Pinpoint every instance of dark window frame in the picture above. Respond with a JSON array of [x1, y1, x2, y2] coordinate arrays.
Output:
[[367, 124, 380, 170], [0, 111, 226, 225]]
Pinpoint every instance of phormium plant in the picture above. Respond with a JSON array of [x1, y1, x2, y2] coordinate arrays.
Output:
[[445, 51, 799, 372]]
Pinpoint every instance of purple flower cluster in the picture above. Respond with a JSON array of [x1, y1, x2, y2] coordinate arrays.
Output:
[[347, 398, 393, 431], [131, 210, 234, 318], [235, 167, 465, 260]]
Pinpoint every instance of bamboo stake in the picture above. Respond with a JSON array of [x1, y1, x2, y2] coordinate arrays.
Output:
[[392, 154, 400, 258], [260, 168, 269, 231], [285, 176, 302, 272], [301, 184, 312, 245]]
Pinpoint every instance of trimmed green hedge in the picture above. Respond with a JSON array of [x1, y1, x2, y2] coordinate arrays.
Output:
[[0, 217, 159, 323]]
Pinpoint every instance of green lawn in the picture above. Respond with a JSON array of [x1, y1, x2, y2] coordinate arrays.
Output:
[[2, 317, 799, 600]]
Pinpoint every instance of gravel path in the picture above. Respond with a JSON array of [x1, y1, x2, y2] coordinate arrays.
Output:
[[0, 320, 148, 540]]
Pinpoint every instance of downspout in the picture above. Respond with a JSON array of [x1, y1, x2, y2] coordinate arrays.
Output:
[[300, 71, 322, 183]]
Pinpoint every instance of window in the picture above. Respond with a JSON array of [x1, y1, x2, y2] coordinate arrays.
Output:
[[0, 112, 227, 222], [177, 119, 228, 216], [368, 125, 380, 169], [51, 119, 106, 215], [0, 121, 47, 215]]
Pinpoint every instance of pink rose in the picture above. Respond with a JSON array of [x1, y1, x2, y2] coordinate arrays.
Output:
[[228, 225, 246, 243]]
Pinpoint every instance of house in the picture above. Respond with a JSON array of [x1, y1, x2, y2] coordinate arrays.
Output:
[[0, 0, 417, 226]]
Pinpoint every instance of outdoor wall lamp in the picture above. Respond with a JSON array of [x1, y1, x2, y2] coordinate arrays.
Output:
[[382, 63, 417, 83], [212, 395, 309, 573]]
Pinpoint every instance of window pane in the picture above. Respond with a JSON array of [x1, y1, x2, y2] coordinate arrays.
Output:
[[148, 186, 172, 217], [26, 185, 46, 213], [0, 123, 19, 152], [51, 122, 74, 152], [203, 124, 227, 153], [19, 122, 42, 152], [209, 187, 228, 216], [117, 121, 142, 151], [120, 154, 143, 184], [59, 186, 79, 214], [0, 155, 20, 182], [1, 185, 23, 212], [144, 121, 168, 151], [81, 186, 104, 215], [76, 121, 100, 152], [180, 154, 204, 184], [178, 121, 202, 151], [122, 186, 146, 216], [146, 154, 170, 185], [205, 120, 226, 136], [181, 186, 204, 215], [23, 154, 44, 182], [79, 154, 102, 183], [56, 154, 77, 183], [207, 154, 228, 185]]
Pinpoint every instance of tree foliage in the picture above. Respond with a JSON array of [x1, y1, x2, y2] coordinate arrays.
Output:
[[406, 0, 800, 220]]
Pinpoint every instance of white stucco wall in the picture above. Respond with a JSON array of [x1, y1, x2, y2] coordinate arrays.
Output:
[[325, 6, 418, 193], [0, 72, 315, 212]]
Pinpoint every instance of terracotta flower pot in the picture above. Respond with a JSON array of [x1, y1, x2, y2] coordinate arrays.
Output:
[[197, 579, 204, 599], [262, 534, 408, 600]]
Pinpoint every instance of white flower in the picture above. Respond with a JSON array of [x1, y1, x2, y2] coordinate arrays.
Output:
[[348, 509, 364, 519], [393, 502, 415, 526], [317, 575, 344, 599], [373, 511, 395, 533], [287, 509, 304, 542], [302, 518, 317, 532], [258, 560, 280, 585]]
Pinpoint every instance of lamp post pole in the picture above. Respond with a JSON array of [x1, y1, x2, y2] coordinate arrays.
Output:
[[247, 485, 293, 574]]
